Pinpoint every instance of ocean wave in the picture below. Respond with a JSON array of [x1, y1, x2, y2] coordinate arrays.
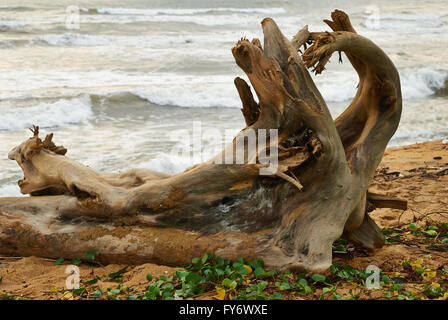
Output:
[[101, 66, 445, 109], [77, 7, 291, 27], [0, 21, 27, 31], [313, 66, 448, 103], [0, 6, 36, 12], [31, 32, 238, 48], [360, 13, 445, 30], [128, 82, 241, 108], [401, 67, 448, 98], [0, 96, 93, 131], [0, 183, 23, 197], [82, 7, 286, 16], [0, 66, 445, 114], [137, 154, 203, 174]]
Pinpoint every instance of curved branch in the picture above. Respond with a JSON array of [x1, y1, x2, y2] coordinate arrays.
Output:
[[303, 14, 402, 178]]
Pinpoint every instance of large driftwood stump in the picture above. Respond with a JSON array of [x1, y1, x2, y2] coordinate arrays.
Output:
[[0, 11, 405, 272]]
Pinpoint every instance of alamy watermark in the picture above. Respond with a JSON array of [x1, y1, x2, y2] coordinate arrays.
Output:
[[365, 265, 381, 289], [65, 5, 80, 30], [168, 121, 278, 175], [364, 5, 381, 30], [65, 265, 80, 290]]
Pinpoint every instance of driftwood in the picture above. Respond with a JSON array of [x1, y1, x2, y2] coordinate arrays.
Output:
[[0, 10, 405, 272]]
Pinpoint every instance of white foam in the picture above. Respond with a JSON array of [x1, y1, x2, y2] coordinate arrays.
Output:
[[130, 81, 240, 108], [0, 96, 93, 131], [137, 154, 202, 174], [76, 7, 290, 27], [312, 66, 447, 103], [90, 7, 286, 16], [312, 70, 358, 103], [0, 183, 23, 197], [401, 67, 448, 98], [34, 32, 238, 47], [0, 21, 26, 30], [0, 65, 445, 112], [360, 13, 445, 30]]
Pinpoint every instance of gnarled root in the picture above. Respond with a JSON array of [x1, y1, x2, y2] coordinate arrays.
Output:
[[0, 10, 404, 272]]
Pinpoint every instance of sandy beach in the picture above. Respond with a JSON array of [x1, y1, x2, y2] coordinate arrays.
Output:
[[1, 138, 447, 300]]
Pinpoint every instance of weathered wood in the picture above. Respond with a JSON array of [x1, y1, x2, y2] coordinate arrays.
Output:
[[291, 25, 310, 51], [0, 10, 403, 272], [367, 192, 408, 211]]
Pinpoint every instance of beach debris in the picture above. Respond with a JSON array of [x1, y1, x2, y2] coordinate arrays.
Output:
[[0, 10, 404, 272]]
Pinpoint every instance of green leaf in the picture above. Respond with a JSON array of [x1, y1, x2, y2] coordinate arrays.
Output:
[[322, 287, 333, 294], [311, 274, 326, 283], [222, 278, 237, 290], [160, 282, 174, 291], [238, 266, 248, 275], [254, 267, 266, 278], [409, 223, 419, 230], [86, 277, 99, 284], [276, 281, 291, 291], [415, 267, 425, 275], [84, 251, 96, 261], [232, 261, 244, 270], [146, 274, 153, 281], [257, 281, 268, 292], [108, 266, 128, 280], [162, 291, 173, 300], [215, 267, 225, 276], [298, 278, 307, 287], [144, 291, 157, 300], [216, 256, 230, 267], [190, 257, 204, 271], [72, 257, 82, 265], [320, 286, 336, 300], [91, 289, 102, 298], [248, 259, 264, 270], [202, 253, 213, 264], [109, 288, 121, 295], [72, 287, 86, 296], [176, 270, 189, 282], [270, 292, 284, 300], [330, 263, 339, 274], [424, 230, 438, 236], [55, 257, 64, 265], [333, 292, 342, 300], [185, 272, 201, 285]]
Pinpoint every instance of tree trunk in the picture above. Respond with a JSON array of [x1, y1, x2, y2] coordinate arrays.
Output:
[[0, 10, 404, 272]]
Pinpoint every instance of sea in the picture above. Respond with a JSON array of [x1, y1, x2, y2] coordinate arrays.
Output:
[[0, 0, 447, 196]]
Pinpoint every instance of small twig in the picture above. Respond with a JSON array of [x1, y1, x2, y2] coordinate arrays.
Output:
[[411, 208, 448, 222], [0, 256, 23, 260], [386, 237, 414, 247], [275, 171, 303, 191]]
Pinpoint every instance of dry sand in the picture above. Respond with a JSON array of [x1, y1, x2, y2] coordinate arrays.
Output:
[[1, 139, 447, 300]]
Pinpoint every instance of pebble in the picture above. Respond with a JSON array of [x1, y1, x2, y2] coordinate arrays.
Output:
[[443, 138, 448, 145]]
